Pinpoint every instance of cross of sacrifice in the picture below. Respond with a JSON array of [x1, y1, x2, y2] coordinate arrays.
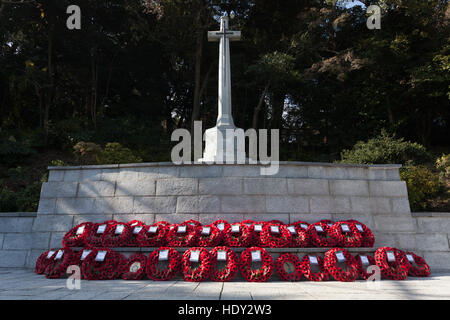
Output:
[[207, 16, 241, 128]]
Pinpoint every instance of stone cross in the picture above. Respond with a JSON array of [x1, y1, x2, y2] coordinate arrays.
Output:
[[207, 16, 241, 128]]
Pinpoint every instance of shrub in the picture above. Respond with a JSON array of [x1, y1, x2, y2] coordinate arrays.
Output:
[[0, 186, 18, 212], [436, 154, 450, 178], [340, 131, 431, 165], [98, 142, 143, 165], [400, 165, 443, 211], [73, 142, 102, 165]]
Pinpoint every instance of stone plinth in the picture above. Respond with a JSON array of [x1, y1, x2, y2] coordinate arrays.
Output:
[[25, 161, 423, 268]]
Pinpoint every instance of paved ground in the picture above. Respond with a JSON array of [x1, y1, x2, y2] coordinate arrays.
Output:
[[0, 269, 449, 300]]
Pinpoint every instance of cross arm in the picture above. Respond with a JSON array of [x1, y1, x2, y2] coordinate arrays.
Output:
[[207, 30, 242, 42]]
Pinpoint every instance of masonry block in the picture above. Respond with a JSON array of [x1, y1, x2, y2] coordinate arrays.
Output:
[[32, 215, 73, 232], [157, 166, 180, 179], [347, 168, 368, 180], [244, 178, 288, 195], [112, 214, 155, 225], [243, 213, 290, 224], [115, 180, 156, 196], [221, 196, 265, 213], [133, 196, 177, 214], [40, 182, 78, 198], [101, 168, 120, 181], [329, 180, 369, 196], [3, 234, 34, 250], [287, 179, 329, 196], [266, 196, 309, 213], [49, 232, 66, 248], [222, 166, 260, 177], [309, 196, 350, 214], [154, 214, 199, 224], [199, 178, 242, 195], [373, 216, 416, 232], [422, 251, 450, 271], [415, 234, 449, 251], [0, 250, 28, 267], [48, 170, 64, 182], [326, 167, 349, 179], [179, 165, 222, 178], [73, 214, 114, 226], [370, 197, 392, 214], [77, 181, 115, 197], [80, 169, 102, 181], [416, 218, 450, 233], [289, 213, 333, 224], [198, 213, 244, 225], [391, 197, 411, 213], [369, 181, 408, 197], [92, 197, 134, 214], [349, 197, 371, 214], [156, 179, 198, 196], [55, 198, 95, 214], [0, 218, 34, 233], [37, 198, 56, 214], [63, 170, 81, 181], [176, 196, 221, 214]]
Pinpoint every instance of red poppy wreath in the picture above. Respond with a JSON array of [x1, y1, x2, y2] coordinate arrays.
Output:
[[355, 254, 376, 280], [197, 224, 223, 247], [62, 222, 93, 247], [260, 223, 292, 248], [126, 220, 146, 247], [182, 219, 202, 228], [275, 253, 303, 281], [346, 220, 375, 247], [86, 220, 117, 247], [239, 247, 273, 282], [44, 247, 76, 279], [324, 248, 359, 282], [250, 221, 267, 246], [209, 246, 239, 282], [287, 221, 310, 247], [155, 220, 171, 227], [181, 247, 212, 282], [136, 223, 168, 247], [122, 253, 148, 280], [103, 222, 133, 247], [166, 223, 199, 247], [35, 248, 58, 274], [329, 221, 363, 247], [223, 222, 254, 247], [374, 247, 409, 280], [145, 247, 181, 281], [403, 251, 431, 277], [211, 219, 231, 238], [300, 255, 329, 282], [81, 248, 126, 280], [307, 222, 338, 247]]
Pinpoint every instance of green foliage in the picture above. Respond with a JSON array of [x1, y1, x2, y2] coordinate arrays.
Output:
[[436, 154, 450, 178], [400, 165, 443, 211], [73, 142, 102, 165], [0, 187, 18, 212], [340, 132, 432, 165], [98, 142, 143, 165], [49, 159, 68, 167], [0, 134, 37, 166]]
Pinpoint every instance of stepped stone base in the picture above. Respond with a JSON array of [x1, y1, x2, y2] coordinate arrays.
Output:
[[0, 161, 447, 271]]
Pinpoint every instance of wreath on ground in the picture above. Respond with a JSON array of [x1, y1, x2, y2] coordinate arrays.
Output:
[[239, 247, 273, 282], [81, 248, 126, 280], [403, 251, 431, 277], [182, 219, 202, 228], [300, 255, 329, 282], [197, 224, 223, 247], [44, 248, 76, 279], [250, 221, 267, 246], [145, 247, 181, 281], [122, 253, 148, 280], [329, 221, 363, 247], [126, 220, 146, 247], [223, 223, 254, 247], [35, 248, 58, 274], [319, 219, 335, 227], [374, 247, 409, 280], [103, 222, 133, 247], [346, 220, 375, 247], [181, 247, 212, 282], [287, 221, 310, 247], [62, 222, 93, 247], [355, 254, 376, 280], [86, 220, 117, 247], [136, 223, 168, 247], [324, 248, 359, 282], [307, 222, 338, 247], [275, 253, 302, 281], [269, 220, 285, 225], [241, 219, 256, 227], [209, 246, 239, 282], [166, 223, 199, 247], [260, 223, 292, 248], [155, 220, 171, 227]]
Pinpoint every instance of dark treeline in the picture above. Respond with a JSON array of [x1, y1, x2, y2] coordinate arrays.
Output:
[[0, 0, 449, 163]]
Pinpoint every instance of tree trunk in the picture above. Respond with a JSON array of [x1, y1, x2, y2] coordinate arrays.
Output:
[[270, 90, 285, 129], [252, 83, 270, 129], [44, 28, 54, 143]]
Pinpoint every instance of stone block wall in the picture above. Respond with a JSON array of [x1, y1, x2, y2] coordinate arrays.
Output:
[[0, 213, 37, 268]]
